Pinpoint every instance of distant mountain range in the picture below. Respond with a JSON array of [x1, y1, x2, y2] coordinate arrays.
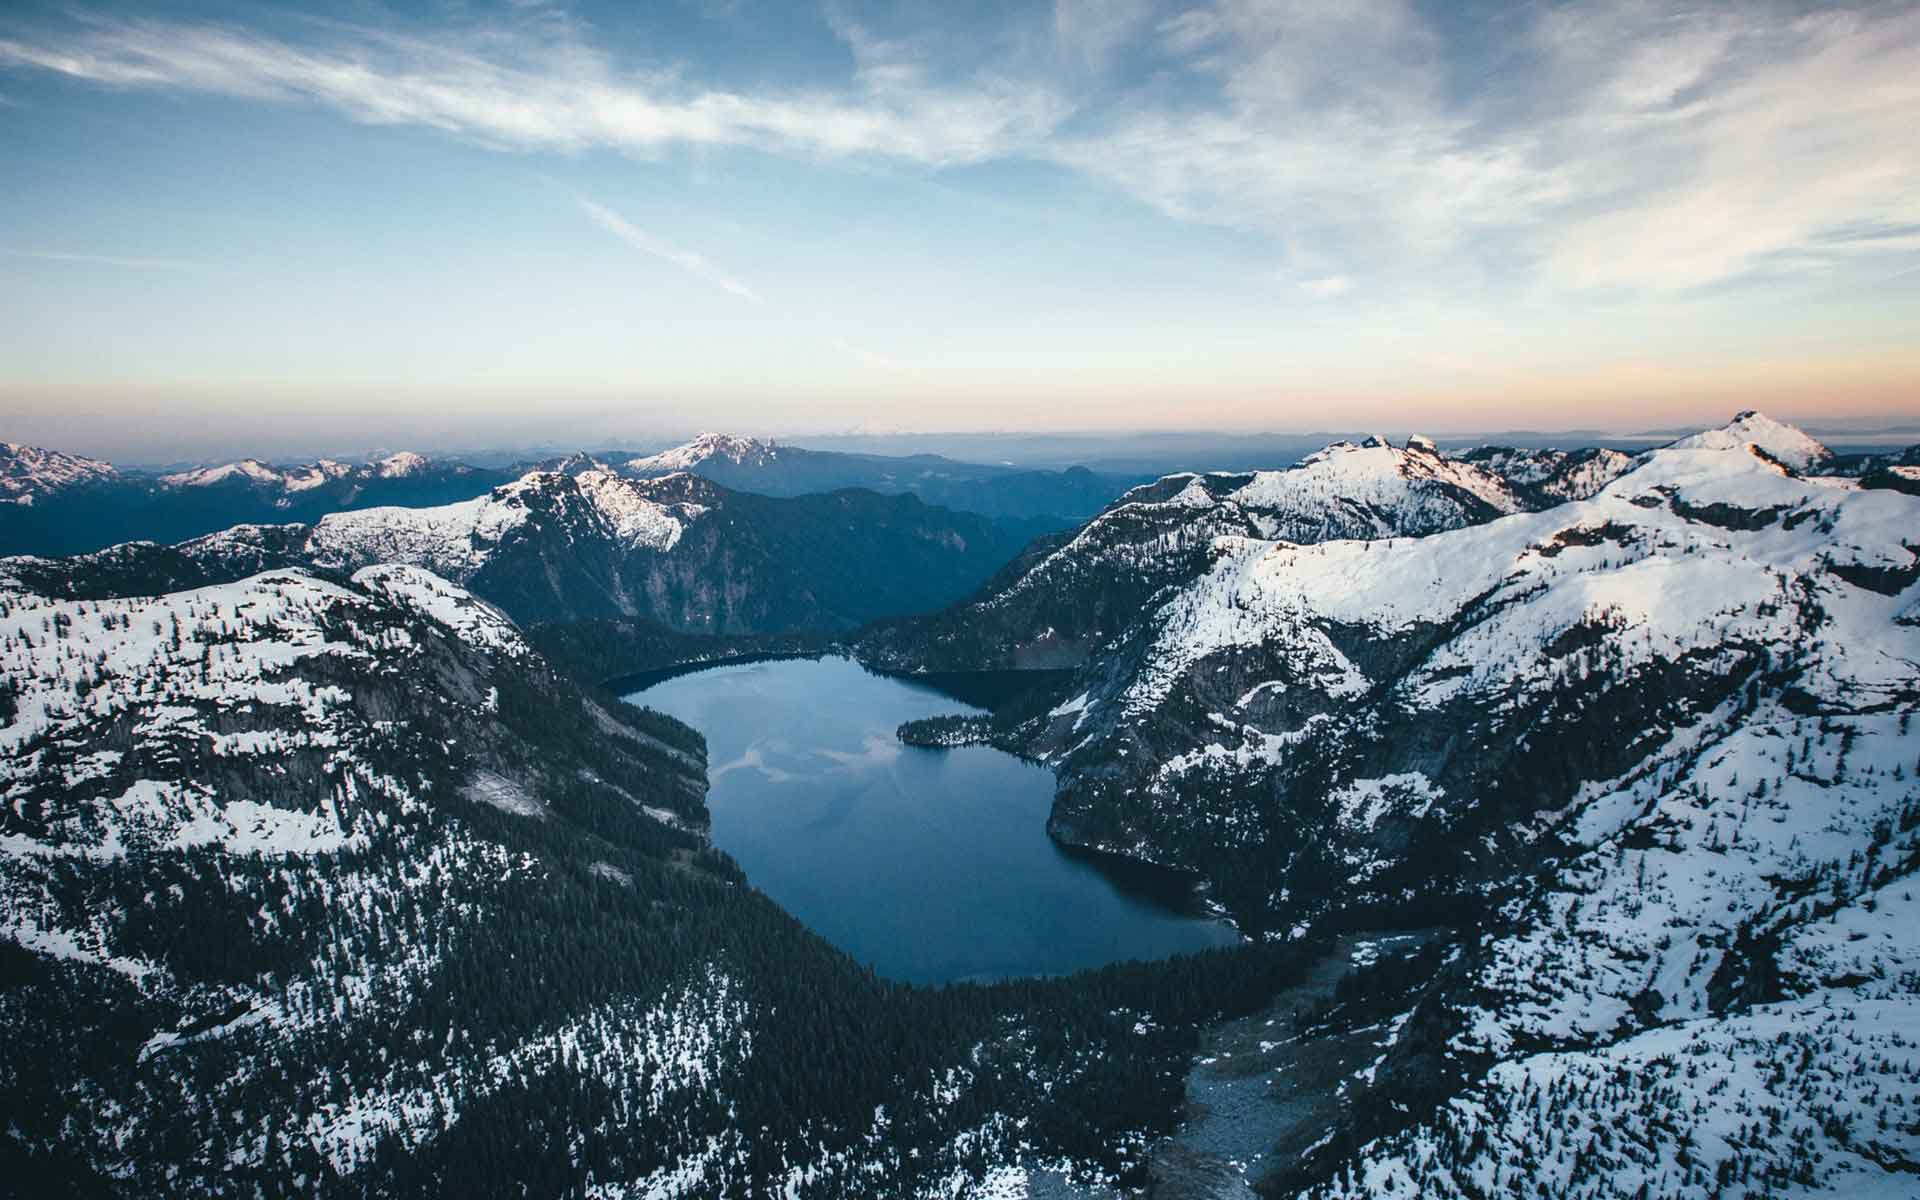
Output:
[[617, 432, 1145, 522], [0, 434, 1148, 558], [0, 443, 518, 556], [1, 467, 1057, 634]]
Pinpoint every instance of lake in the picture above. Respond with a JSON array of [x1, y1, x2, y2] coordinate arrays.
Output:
[[626, 655, 1239, 984]]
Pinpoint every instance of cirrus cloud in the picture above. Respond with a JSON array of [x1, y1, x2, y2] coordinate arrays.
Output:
[[3, 1, 1917, 303]]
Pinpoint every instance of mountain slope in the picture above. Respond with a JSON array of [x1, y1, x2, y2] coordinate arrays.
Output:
[[874, 413, 1920, 1195], [305, 469, 1053, 630], [860, 435, 1538, 671], [0, 563, 727, 1191], [1448, 444, 1637, 504], [1018, 426, 1916, 927]]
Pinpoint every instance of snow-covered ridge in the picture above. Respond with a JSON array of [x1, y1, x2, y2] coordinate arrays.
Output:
[[0, 569, 445, 866], [972, 437, 1526, 622], [374, 450, 429, 478], [351, 563, 526, 656], [1667, 408, 1834, 471], [0, 441, 118, 503], [308, 468, 701, 580], [1450, 445, 1637, 502], [573, 469, 704, 547], [310, 487, 534, 577], [1125, 436, 1915, 718], [0, 566, 522, 764], [160, 452, 442, 492], [159, 458, 291, 488], [1228, 435, 1524, 532], [624, 433, 779, 474]]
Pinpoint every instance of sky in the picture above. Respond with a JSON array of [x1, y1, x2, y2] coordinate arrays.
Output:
[[2, 0, 1918, 459]]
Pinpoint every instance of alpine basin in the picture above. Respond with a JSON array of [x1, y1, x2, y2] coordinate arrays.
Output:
[[626, 655, 1238, 984]]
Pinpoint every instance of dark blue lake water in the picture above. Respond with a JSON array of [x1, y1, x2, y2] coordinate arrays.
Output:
[[626, 656, 1238, 984]]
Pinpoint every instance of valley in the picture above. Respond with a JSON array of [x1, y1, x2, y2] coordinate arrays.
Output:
[[2, 413, 1917, 1198]]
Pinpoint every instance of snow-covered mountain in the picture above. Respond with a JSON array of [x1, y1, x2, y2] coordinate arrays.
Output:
[[1, 467, 1056, 633], [0, 557, 1337, 1196], [876, 412, 1920, 1195], [0, 447, 516, 557], [861, 433, 1548, 671], [0, 441, 118, 505], [1448, 443, 1638, 504], [623, 432, 782, 474], [1667, 408, 1836, 471], [1023, 423, 1915, 917], [372, 450, 430, 478]]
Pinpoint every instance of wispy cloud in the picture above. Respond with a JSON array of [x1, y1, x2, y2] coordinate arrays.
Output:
[[0, 14, 1064, 166], [579, 199, 910, 374], [2, 247, 203, 270], [3, 2, 1918, 301], [578, 198, 763, 304]]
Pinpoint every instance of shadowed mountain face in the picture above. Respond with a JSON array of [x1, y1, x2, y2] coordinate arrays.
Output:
[[619, 433, 1148, 524], [1, 469, 1058, 634]]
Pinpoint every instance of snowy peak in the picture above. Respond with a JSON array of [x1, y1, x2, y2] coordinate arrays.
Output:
[[158, 459, 287, 488], [373, 450, 429, 478], [1666, 409, 1833, 471], [159, 452, 462, 492], [1230, 435, 1525, 530], [0, 441, 118, 504], [624, 433, 778, 474], [308, 467, 703, 582]]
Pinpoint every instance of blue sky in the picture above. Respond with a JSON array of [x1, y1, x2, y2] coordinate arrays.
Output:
[[2, 0, 1918, 458]]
